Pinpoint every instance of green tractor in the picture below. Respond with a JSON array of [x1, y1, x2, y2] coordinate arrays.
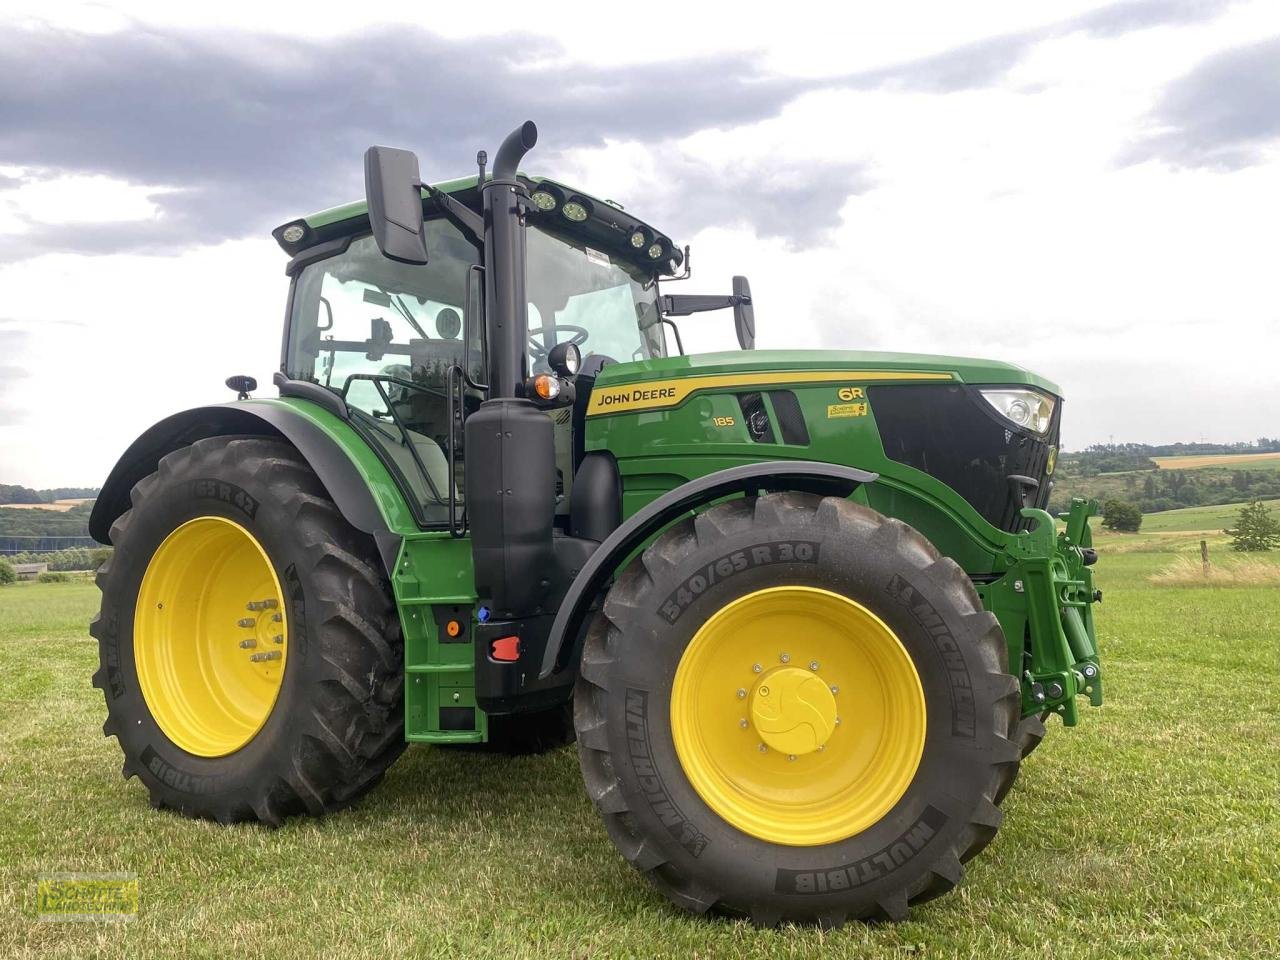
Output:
[[90, 121, 1102, 926]]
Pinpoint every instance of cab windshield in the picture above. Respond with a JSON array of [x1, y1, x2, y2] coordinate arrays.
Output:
[[526, 225, 664, 372]]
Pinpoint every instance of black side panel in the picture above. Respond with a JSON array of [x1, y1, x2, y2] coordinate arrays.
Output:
[[768, 389, 810, 445], [464, 398, 557, 617], [569, 452, 621, 543], [88, 404, 395, 567], [870, 384, 1060, 532]]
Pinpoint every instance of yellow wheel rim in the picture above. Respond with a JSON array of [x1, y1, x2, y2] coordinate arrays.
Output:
[[134, 516, 288, 757], [670, 586, 926, 846]]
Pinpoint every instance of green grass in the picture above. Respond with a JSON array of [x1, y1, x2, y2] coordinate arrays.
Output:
[[1138, 499, 1280, 533], [2, 553, 1279, 959]]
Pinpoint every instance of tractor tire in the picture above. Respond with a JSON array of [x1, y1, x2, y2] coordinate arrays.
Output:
[[1016, 711, 1049, 759], [90, 436, 405, 825], [574, 492, 1021, 927]]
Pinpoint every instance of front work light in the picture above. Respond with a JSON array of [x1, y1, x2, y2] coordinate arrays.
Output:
[[530, 189, 558, 211], [548, 341, 581, 377], [562, 199, 590, 222], [979, 388, 1055, 435], [630, 230, 647, 249], [281, 223, 306, 244]]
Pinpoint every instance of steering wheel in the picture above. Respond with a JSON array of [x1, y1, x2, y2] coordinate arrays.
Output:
[[528, 324, 589, 366]]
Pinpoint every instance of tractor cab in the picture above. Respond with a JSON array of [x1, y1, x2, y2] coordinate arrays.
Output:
[[275, 168, 682, 530]]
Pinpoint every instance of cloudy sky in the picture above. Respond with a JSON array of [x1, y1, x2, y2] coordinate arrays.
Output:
[[1, 0, 1277, 487]]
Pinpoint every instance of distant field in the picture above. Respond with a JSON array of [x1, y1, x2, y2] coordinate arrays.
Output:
[[0, 499, 92, 513], [1154, 452, 1280, 471], [1138, 498, 1280, 532]]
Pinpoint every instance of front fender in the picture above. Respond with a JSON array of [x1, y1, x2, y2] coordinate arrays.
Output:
[[89, 399, 414, 572], [537, 460, 876, 679]]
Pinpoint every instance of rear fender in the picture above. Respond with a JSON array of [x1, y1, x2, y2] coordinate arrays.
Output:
[[89, 400, 409, 573]]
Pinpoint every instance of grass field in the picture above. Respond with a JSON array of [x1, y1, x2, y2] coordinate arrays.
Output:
[[1139, 498, 1280, 533], [2, 524, 1278, 959], [1153, 452, 1280, 471]]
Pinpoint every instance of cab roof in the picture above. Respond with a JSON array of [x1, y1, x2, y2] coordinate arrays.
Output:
[[272, 174, 684, 276]]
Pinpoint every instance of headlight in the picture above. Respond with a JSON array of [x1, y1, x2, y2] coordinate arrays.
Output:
[[979, 388, 1054, 435]]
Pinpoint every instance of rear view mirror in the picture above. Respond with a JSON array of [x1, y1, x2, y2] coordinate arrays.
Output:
[[364, 146, 429, 265], [732, 276, 755, 350]]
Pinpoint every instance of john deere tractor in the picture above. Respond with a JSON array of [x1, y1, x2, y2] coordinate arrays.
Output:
[[90, 121, 1102, 926]]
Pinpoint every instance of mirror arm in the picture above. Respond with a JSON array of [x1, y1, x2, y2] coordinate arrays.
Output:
[[423, 183, 484, 246], [658, 293, 750, 317]]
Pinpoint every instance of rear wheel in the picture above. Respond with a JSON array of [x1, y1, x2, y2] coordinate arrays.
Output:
[[90, 437, 405, 824], [574, 493, 1020, 926]]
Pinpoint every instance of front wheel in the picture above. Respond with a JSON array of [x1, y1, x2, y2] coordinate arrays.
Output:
[[574, 493, 1021, 926]]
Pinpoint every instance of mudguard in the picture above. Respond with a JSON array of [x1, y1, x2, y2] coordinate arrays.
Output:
[[89, 401, 400, 569], [537, 461, 877, 679]]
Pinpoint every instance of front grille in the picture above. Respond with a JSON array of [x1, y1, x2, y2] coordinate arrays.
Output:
[[869, 384, 1059, 532]]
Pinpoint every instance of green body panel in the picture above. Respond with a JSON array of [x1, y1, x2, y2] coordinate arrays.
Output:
[[396, 534, 486, 744]]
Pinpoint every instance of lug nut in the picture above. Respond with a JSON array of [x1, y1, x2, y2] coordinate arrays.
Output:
[[830, 685, 839, 694], [237, 618, 255, 628], [809, 661, 819, 671], [752, 663, 762, 674], [249, 651, 282, 662], [779, 653, 790, 663], [736, 688, 747, 700], [272, 612, 282, 623], [817, 744, 826, 752], [787, 754, 796, 762], [239, 639, 257, 649], [739, 719, 749, 729], [758, 743, 768, 753], [272, 634, 284, 645], [834, 717, 842, 726]]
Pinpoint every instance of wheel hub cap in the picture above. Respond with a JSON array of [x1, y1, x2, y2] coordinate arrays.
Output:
[[749, 667, 837, 756]]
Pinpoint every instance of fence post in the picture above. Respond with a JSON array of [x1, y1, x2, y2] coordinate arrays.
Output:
[[1200, 539, 1210, 578]]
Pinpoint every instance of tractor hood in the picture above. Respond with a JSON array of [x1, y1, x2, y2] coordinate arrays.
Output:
[[586, 349, 1062, 417]]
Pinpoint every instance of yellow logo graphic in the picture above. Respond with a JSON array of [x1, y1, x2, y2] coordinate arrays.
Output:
[[827, 402, 869, 419], [37, 874, 138, 922], [836, 386, 865, 401]]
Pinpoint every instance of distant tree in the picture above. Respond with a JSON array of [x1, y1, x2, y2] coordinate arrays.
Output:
[[1225, 499, 1280, 552], [37, 571, 71, 583], [1102, 498, 1143, 532], [90, 547, 113, 569], [1143, 474, 1157, 498], [0, 558, 14, 585]]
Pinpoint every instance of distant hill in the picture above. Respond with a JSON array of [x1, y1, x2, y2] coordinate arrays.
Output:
[[0, 484, 100, 505], [1051, 440, 1280, 515]]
